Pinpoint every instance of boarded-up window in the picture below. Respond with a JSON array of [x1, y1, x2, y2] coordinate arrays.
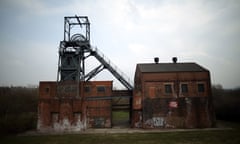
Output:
[[165, 84, 172, 93], [148, 87, 155, 98]]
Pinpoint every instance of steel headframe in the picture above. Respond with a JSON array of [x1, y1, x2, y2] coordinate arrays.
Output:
[[57, 16, 133, 91], [57, 16, 91, 83]]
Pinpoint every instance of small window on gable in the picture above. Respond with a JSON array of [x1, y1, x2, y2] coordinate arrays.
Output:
[[198, 83, 205, 92], [45, 87, 50, 93], [181, 84, 188, 93], [97, 86, 105, 92], [165, 84, 172, 93]]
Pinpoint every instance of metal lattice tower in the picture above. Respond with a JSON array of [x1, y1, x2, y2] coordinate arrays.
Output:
[[57, 16, 90, 82], [57, 16, 133, 92]]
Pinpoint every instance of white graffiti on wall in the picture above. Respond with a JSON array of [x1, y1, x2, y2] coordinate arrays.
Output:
[[52, 115, 86, 132], [37, 114, 86, 132], [153, 117, 165, 127], [144, 117, 165, 127]]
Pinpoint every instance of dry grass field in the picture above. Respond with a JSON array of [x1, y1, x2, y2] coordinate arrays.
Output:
[[0, 121, 240, 144], [0, 129, 239, 144]]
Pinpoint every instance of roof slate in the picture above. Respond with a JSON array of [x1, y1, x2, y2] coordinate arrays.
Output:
[[137, 63, 208, 73]]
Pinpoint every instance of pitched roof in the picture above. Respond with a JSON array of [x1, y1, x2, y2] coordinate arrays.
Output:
[[137, 63, 209, 73]]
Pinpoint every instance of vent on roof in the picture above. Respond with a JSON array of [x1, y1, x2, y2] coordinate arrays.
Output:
[[154, 57, 159, 64], [172, 57, 177, 63]]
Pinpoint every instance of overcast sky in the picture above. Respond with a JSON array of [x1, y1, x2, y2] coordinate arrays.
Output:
[[0, 0, 240, 89]]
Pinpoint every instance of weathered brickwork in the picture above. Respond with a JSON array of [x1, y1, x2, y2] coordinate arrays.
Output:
[[38, 62, 215, 131], [131, 63, 215, 128], [37, 81, 112, 132]]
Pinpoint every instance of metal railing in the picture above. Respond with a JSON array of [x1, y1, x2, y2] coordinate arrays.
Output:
[[89, 46, 133, 90]]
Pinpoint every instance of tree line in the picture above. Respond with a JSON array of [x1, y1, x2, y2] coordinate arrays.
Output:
[[212, 85, 240, 122], [0, 87, 38, 135]]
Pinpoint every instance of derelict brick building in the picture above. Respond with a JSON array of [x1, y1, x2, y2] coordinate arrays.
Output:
[[38, 81, 112, 131], [132, 59, 215, 128], [37, 16, 215, 132]]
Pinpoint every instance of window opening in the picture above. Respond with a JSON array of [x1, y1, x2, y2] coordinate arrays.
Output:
[[198, 83, 205, 92], [97, 86, 105, 92], [165, 84, 172, 93], [181, 84, 188, 93], [45, 87, 50, 93]]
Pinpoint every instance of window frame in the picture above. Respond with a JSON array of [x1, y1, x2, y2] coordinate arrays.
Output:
[[197, 83, 205, 93], [45, 87, 50, 93], [97, 85, 106, 93], [164, 83, 173, 94], [181, 83, 188, 93]]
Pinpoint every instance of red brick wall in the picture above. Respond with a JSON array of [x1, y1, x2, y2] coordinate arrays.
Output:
[[132, 71, 215, 128], [38, 81, 113, 131]]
